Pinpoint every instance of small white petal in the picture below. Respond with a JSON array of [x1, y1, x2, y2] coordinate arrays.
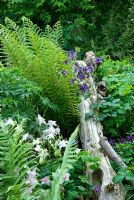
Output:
[[22, 133, 29, 141], [6, 118, 15, 126]]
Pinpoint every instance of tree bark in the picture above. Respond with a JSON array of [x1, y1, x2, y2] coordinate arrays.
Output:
[[79, 61, 126, 200]]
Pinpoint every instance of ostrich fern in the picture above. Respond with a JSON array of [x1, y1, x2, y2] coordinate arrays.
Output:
[[0, 17, 79, 132]]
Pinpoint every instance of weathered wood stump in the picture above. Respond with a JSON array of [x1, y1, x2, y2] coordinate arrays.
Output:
[[79, 59, 126, 200]]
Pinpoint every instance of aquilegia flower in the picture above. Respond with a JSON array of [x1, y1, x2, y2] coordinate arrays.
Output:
[[22, 133, 29, 141], [41, 176, 51, 185], [58, 140, 68, 149], [70, 78, 75, 84], [94, 185, 101, 193], [63, 172, 70, 182], [26, 169, 38, 194], [79, 84, 89, 93], [34, 145, 41, 152], [108, 139, 116, 146], [36, 114, 46, 126], [6, 118, 15, 126], [96, 57, 102, 65], [68, 50, 75, 60], [61, 69, 68, 76], [127, 135, 133, 142], [47, 120, 57, 127], [89, 64, 94, 73]]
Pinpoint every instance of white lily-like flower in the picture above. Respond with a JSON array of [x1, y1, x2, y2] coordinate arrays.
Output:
[[15, 124, 23, 132], [75, 148, 81, 154], [22, 133, 29, 141], [34, 145, 41, 152], [47, 120, 57, 127], [55, 127, 60, 135], [36, 114, 46, 126], [42, 127, 56, 139], [6, 118, 15, 126], [48, 133, 55, 139], [58, 140, 68, 149], [33, 138, 40, 145]]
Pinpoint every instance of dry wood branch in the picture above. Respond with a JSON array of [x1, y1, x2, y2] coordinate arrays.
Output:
[[78, 60, 126, 200], [99, 137, 126, 168]]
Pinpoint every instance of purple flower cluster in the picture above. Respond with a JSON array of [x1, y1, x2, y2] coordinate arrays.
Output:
[[72, 62, 94, 93], [26, 170, 38, 194], [108, 134, 133, 146]]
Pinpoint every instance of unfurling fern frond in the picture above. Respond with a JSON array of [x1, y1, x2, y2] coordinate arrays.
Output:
[[0, 121, 37, 200], [46, 126, 79, 200]]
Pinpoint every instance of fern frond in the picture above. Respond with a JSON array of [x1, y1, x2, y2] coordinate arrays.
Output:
[[0, 121, 37, 199], [46, 126, 79, 200]]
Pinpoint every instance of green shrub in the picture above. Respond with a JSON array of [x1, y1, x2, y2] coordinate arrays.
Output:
[[91, 59, 134, 137]]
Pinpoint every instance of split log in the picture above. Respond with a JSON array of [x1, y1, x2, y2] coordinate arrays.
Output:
[[99, 137, 126, 168], [79, 59, 126, 200]]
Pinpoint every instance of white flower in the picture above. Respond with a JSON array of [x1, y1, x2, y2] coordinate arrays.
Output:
[[39, 149, 48, 164], [6, 118, 15, 126], [55, 127, 60, 135], [63, 172, 70, 182], [58, 140, 68, 149], [33, 138, 40, 145], [48, 133, 55, 139], [75, 148, 81, 154], [15, 124, 23, 132], [34, 145, 41, 152], [36, 114, 46, 126], [22, 133, 29, 141], [47, 120, 57, 127], [42, 127, 56, 139]]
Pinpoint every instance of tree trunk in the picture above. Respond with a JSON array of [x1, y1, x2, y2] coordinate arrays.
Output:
[[79, 64, 126, 200]]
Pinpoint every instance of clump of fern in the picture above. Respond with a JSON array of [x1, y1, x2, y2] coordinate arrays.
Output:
[[0, 17, 79, 133], [0, 121, 38, 199]]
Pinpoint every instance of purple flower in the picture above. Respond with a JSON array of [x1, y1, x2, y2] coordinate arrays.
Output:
[[109, 139, 116, 146], [80, 84, 89, 92], [74, 64, 79, 73], [63, 172, 70, 182], [120, 137, 126, 143], [68, 50, 75, 60], [89, 64, 94, 73], [70, 78, 75, 84], [127, 135, 133, 142], [96, 57, 102, 65], [64, 59, 69, 65], [79, 66, 89, 73], [94, 185, 101, 193], [77, 73, 85, 81], [41, 176, 51, 185], [61, 69, 68, 76]]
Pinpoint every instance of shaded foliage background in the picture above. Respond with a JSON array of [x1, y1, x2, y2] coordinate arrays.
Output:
[[0, 0, 134, 59]]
